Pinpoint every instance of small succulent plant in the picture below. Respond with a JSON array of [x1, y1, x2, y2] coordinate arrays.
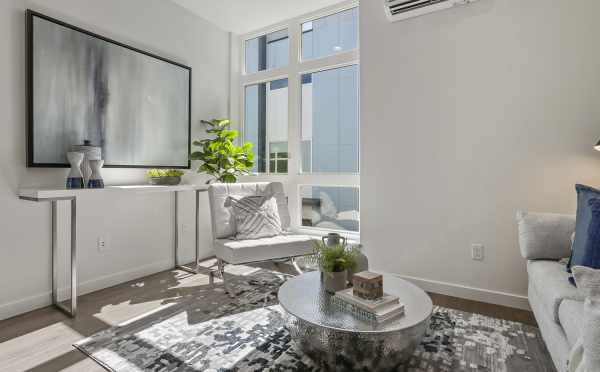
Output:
[[146, 169, 185, 178]]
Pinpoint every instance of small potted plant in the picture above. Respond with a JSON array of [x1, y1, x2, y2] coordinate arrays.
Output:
[[146, 169, 185, 185], [313, 240, 360, 294]]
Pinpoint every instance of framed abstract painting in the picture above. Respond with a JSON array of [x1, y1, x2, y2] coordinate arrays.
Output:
[[26, 10, 191, 168]]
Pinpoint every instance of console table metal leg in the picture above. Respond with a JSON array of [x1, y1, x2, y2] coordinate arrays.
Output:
[[195, 189, 200, 269], [52, 198, 77, 318], [174, 191, 179, 268], [51, 201, 58, 306], [174, 190, 199, 275]]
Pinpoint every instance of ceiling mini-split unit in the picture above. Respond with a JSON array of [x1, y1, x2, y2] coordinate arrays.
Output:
[[384, 0, 479, 22]]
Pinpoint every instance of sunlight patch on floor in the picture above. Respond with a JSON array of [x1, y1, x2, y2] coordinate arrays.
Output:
[[95, 299, 177, 326], [0, 322, 84, 372]]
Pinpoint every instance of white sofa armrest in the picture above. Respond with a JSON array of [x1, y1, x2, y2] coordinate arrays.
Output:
[[516, 211, 575, 260]]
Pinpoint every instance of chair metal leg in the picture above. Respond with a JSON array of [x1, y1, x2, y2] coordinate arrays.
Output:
[[209, 259, 234, 297], [290, 257, 303, 275], [209, 258, 226, 284], [218, 259, 225, 277]]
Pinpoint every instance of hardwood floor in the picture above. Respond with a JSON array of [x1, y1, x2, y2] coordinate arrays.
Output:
[[0, 261, 535, 372], [428, 292, 536, 326]]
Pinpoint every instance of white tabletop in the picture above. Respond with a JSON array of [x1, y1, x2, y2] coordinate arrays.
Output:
[[19, 184, 208, 200]]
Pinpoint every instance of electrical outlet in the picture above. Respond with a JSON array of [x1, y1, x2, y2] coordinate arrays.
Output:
[[471, 244, 484, 261], [97, 236, 109, 252]]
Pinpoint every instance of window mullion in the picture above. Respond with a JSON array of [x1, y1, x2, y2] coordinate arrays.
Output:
[[286, 20, 302, 228]]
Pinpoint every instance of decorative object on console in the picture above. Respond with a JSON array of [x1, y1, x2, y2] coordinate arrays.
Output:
[[72, 140, 100, 186], [568, 184, 600, 285], [190, 119, 254, 183], [65, 152, 84, 189], [595, 139, 600, 151], [313, 240, 359, 293], [146, 169, 184, 185], [27, 10, 191, 168], [87, 160, 104, 188], [353, 271, 384, 300]]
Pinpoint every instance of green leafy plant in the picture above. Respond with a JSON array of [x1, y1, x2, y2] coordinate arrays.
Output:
[[146, 169, 185, 178], [313, 241, 360, 273], [190, 119, 254, 184]]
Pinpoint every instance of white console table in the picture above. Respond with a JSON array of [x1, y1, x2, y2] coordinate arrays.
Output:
[[18, 184, 209, 317]]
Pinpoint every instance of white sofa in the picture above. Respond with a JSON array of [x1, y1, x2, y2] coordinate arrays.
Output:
[[517, 211, 585, 372]]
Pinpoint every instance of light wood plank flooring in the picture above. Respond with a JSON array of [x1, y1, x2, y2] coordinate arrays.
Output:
[[0, 261, 535, 372]]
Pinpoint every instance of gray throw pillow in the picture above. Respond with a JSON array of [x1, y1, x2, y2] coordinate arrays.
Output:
[[227, 195, 282, 240], [571, 266, 600, 372]]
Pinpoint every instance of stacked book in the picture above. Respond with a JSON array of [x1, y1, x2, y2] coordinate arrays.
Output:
[[332, 288, 404, 323]]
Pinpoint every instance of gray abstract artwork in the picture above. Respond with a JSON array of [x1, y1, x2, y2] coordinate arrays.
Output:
[[31, 13, 190, 167]]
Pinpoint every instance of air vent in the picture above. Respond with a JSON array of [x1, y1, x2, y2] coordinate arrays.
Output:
[[385, 0, 478, 22]]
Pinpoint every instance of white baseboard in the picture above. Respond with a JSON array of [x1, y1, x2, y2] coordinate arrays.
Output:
[[383, 272, 530, 310], [0, 259, 173, 321]]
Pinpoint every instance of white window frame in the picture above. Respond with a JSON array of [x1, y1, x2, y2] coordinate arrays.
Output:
[[233, 0, 360, 240]]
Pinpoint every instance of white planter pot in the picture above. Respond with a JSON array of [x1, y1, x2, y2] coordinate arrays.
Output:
[[321, 270, 348, 294]]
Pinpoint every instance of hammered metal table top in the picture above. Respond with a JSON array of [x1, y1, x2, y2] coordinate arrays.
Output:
[[278, 271, 433, 334]]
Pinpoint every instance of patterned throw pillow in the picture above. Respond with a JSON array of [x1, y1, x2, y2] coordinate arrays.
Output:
[[227, 195, 283, 240], [568, 185, 600, 285]]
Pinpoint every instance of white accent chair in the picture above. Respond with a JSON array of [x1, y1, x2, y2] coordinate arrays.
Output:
[[207, 182, 314, 282]]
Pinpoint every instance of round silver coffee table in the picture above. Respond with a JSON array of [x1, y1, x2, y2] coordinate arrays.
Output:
[[278, 271, 433, 371]]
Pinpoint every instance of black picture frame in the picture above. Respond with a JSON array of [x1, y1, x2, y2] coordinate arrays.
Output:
[[26, 9, 192, 169]]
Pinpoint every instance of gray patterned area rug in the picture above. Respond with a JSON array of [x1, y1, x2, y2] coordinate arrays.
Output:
[[75, 268, 556, 372]]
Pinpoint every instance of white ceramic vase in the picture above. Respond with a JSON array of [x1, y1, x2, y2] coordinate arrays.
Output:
[[321, 270, 348, 294], [87, 159, 104, 188], [72, 140, 101, 186], [66, 152, 84, 189]]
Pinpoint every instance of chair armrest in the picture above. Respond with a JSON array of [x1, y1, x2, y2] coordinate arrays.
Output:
[[516, 211, 575, 260]]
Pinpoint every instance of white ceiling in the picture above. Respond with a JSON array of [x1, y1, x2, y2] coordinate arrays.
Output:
[[170, 0, 349, 35]]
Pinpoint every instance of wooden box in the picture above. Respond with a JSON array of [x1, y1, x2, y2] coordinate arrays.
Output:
[[352, 271, 383, 300]]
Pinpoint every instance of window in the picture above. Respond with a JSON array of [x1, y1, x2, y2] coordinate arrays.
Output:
[[244, 78, 288, 174], [239, 4, 359, 234], [245, 29, 289, 74], [301, 186, 360, 232], [302, 8, 358, 61], [301, 65, 359, 173]]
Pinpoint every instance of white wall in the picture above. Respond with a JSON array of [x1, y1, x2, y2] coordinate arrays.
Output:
[[0, 0, 230, 320], [360, 0, 600, 308]]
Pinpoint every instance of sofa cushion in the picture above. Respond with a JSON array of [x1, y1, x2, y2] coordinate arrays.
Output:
[[214, 234, 315, 264], [527, 260, 584, 322], [516, 211, 575, 260], [529, 283, 572, 372], [558, 299, 584, 347], [571, 266, 600, 371]]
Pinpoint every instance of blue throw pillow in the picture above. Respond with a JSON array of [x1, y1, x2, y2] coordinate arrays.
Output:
[[568, 184, 600, 285]]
